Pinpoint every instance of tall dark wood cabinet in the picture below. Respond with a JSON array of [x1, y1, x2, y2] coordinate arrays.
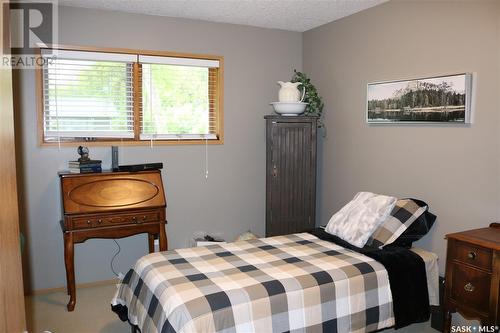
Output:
[[265, 115, 318, 236]]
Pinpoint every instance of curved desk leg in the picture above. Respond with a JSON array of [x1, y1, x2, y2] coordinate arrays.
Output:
[[63, 234, 70, 296], [64, 232, 76, 311], [159, 223, 168, 251], [148, 234, 155, 253]]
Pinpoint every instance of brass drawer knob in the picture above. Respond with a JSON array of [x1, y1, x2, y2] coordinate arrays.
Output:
[[97, 219, 102, 224], [464, 282, 475, 292], [467, 251, 477, 260], [86, 220, 91, 225]]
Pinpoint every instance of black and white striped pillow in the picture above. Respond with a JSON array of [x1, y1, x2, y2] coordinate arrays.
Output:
[[367, 199, 427, 249]]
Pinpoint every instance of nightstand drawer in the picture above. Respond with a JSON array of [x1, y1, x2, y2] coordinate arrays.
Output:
[[451, 263, 491, 314], [453, 241, 492, 271]]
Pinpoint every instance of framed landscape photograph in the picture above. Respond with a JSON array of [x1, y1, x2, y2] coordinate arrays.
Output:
[[367, 73, 472, 124]]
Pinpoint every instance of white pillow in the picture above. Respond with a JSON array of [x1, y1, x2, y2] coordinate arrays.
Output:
[[235, 230, 258, 241], [325, 192, 397, 248]]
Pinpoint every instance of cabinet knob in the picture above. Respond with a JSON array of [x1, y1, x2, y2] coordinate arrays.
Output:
[[86, 220, 91, 225], [468, 251, 477, 260], [142, 215, 147, 221], [97, 219, 102, 224], [464, 282, 475, 292]]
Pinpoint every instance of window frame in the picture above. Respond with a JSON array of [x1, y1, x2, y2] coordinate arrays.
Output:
[[36, 44, 224, 146]]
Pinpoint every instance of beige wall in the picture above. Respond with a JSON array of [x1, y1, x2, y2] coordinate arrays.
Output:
[[304, 0, 500, 276], [17, 0, 500, 295], [16, 6, 302, 290]]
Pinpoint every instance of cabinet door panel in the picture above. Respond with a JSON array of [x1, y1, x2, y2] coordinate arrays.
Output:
[[268, 121, 314, 236]]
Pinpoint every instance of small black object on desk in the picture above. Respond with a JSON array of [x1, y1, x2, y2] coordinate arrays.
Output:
[[117, 163, 163, 172]]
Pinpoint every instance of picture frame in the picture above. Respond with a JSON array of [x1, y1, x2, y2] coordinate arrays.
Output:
[[366, 73, 472, 124]]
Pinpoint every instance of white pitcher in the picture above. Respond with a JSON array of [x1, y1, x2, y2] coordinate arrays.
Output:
[[277, 81, 306, 103]]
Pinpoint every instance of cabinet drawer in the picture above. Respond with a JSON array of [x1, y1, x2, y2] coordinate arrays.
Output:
[[71, 211, 161, 230], [451, 263, 491, 314], [453, 241, 492, 271]]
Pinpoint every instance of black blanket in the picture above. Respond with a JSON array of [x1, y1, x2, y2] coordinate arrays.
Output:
[[309, 228, 430, 329]]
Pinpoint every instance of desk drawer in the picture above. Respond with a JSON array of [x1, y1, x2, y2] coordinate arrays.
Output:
[[453, 241, 492, 271], [71, 211, 161, 230], [72, 217, 94, 229], [99, 211, 160, 227]]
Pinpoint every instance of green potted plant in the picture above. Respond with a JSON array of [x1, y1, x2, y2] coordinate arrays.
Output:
[[291, 69, 325, 127]]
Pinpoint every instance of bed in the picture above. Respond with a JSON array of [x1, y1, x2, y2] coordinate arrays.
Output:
[[111, 228, 437, 333]]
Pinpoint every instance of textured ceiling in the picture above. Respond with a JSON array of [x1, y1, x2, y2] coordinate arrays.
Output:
[[58, 0, 388, 32]]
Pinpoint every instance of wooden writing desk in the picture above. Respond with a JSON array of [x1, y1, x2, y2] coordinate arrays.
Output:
[[59, 170, 167, 311]]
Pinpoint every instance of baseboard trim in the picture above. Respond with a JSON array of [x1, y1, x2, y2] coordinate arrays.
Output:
[[30, 278, 119, 296]]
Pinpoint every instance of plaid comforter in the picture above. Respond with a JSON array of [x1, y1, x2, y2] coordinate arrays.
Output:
[[112, 233, 395, 333]]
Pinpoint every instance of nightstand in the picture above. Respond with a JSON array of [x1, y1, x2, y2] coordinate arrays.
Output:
[[443, 223, 500, 332]]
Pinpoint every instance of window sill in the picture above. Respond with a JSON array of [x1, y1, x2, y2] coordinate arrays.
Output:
[[39, 138, 224, 147]]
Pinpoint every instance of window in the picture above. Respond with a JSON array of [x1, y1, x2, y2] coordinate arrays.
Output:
[[140, 55, 219, 140], [38, 46, 223, 145], [42, 50, 135, 140]]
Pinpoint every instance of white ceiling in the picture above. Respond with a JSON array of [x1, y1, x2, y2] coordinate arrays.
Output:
[[58, 0, 388, 32]]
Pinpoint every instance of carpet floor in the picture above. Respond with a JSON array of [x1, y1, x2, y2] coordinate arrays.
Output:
[[26, 283, 436, 333], [26, 283, 130, 333]]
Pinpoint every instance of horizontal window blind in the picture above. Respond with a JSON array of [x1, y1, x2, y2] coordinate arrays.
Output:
[[140, 56, 219, 140], [139, 134, 218, 140], [139, 55, 219, 68], [42, 49, 137, 63], [42, 51, 135, 140]]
